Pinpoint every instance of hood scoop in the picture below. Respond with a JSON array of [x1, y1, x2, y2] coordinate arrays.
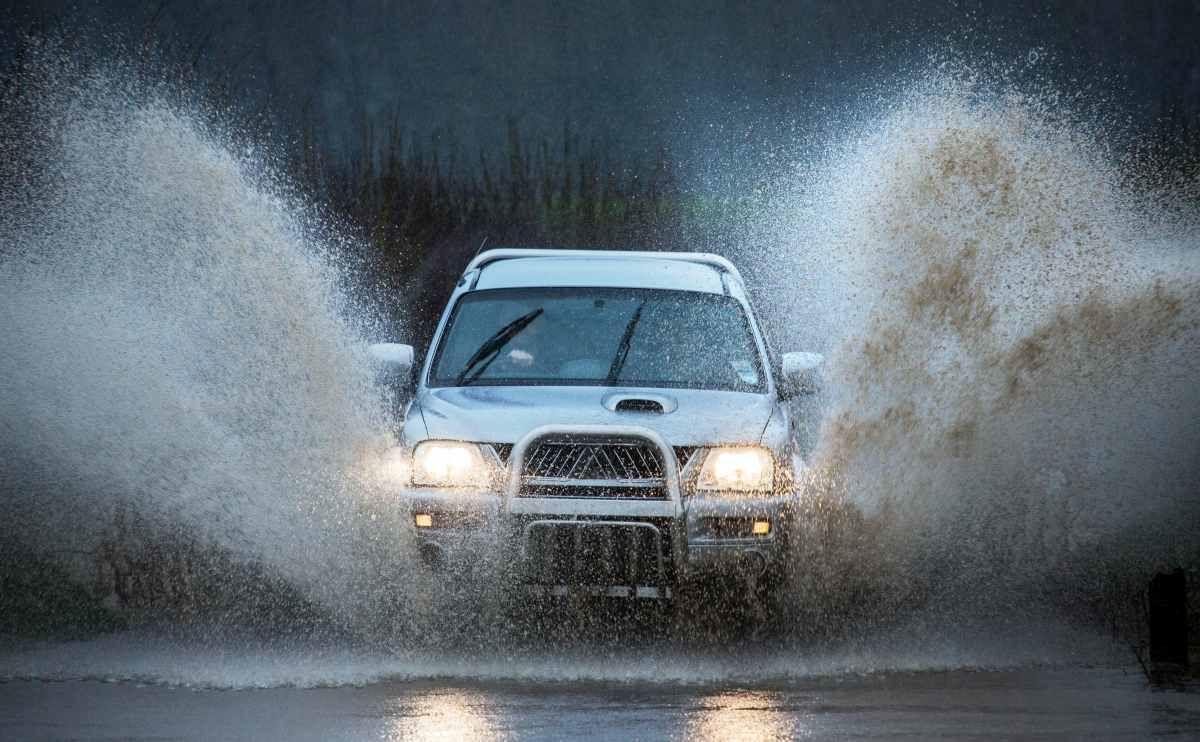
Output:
[[604, 392, 677, 414], [616, 398, 663, 413]]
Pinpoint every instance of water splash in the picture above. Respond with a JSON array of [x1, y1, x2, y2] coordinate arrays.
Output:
[[757, 66, 1200, 631], [0, 49, 418, 633]]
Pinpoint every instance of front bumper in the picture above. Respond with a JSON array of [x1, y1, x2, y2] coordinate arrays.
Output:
[[402, 424, 791, 589], [406, 492, 788, 575]]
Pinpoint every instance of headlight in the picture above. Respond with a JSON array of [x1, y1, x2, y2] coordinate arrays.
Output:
[[696, 447, 775, 492], [411, 441, 491, 487]]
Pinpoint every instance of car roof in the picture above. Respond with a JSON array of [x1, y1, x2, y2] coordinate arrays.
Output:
[[466, 249, 741, 295]]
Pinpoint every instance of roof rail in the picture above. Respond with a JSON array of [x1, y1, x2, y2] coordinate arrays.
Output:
[[464, 248, 743, 281]]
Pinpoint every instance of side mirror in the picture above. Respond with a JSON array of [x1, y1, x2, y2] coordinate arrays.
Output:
[[367, 342, 415, 382], [780, 351, 823, 397]]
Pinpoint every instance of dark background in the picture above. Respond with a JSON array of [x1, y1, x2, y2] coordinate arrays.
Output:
[[6, 1, 1200, 163]]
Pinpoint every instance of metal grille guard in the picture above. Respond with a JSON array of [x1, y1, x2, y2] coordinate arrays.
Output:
[[504, 425, 683, 513], [504, 425, 687, 596]]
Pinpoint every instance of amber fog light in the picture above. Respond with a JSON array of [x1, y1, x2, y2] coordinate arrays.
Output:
[[414, 513, 434, 528]]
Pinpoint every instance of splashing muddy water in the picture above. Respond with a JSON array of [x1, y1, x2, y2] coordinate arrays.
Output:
[[1, 52, 1198, 684], [759, 72, 1200, 630]]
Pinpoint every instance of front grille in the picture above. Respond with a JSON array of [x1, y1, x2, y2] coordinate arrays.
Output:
[[523, 440, 665, 480], [516, 438, 669, 499], [521, 484, 665, 500], [491, 442, 697, 470]]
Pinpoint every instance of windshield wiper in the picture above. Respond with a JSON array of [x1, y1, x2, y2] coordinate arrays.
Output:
[[455, 308, 544, 385], [606, 302, 645, 384]]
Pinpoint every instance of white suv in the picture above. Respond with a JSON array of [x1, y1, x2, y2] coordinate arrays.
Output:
[[373, 249, 821, 601]]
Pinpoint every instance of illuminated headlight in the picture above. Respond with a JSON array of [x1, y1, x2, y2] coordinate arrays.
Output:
[[696, 447, 775, 493], [411, 441, 491, 487]]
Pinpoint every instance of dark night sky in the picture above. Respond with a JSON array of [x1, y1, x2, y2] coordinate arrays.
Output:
[[4, 1, 1200, 186]]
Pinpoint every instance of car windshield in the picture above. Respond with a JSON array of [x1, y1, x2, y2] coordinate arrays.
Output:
[[429, 287, 766, 391]]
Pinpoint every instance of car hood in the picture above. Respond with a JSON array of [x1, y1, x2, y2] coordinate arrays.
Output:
[[412, 385, 775, 446]]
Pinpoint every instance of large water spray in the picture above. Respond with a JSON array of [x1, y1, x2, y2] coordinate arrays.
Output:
[[755, 70, 1200, 632], [0, 54, 421, 634]]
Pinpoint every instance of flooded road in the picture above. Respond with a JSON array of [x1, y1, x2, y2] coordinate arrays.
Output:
[[3, 668, 1197, 740]]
